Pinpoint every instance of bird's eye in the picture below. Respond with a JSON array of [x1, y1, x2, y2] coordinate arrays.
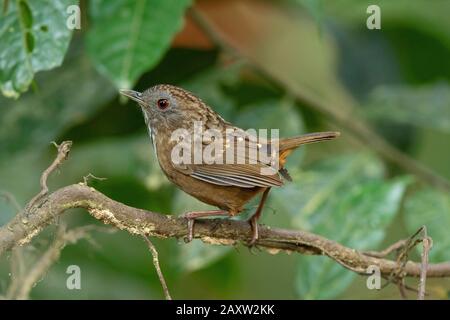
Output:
[[157, 98, 169, 110]]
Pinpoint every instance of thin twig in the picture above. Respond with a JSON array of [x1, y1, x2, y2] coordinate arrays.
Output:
[[0, 191, 22, 212], [141, 234, 172, 300], [11, 224, 93, 300], [418, 226, 432, 300], [397, 279, 408, 299], [27, 141, 72, 209], [363, 239, 408, 258], [382, 227, 424, 292], [83, 173, 107, 185], [5, 247, 26, 299], [373, 227, 432, 299]]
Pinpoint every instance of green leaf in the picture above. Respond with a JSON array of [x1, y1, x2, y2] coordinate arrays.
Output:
[[172, 190, 232, 273], [272, 153, 409, 299], [0, 0, 77, 98], [272, 153, 385, 229], [297, 178, 409, 299], [296, 256, 355, 300], [364, 83, 450, 133], [404, 188, 450, 263], [86, 0, 191, 89]]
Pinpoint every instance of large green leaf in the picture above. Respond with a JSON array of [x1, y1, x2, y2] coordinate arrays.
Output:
[[296, 180, 408, 299], [0, 0, 77, 98], [404, 188, 450, 263], [272, 153, 409, 299], [272, 153, 384, 228], [86, 0, 191, 89], [364, 83, 450, 133]]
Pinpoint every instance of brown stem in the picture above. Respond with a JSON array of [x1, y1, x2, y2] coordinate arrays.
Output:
[[26, 141, 72, 209], [141, 234, 172, 300], [418, 227, 432, 300]]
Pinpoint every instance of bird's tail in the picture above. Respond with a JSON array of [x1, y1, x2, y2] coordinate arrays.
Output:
[[276, 131, 340, 168], [279, 131, 340, 152]]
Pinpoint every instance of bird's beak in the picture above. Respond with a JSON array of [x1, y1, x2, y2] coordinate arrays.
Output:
[[119, 89, 144, 104]]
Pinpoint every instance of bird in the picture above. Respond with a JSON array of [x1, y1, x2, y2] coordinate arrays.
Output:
[[119, 85, 339, 244]]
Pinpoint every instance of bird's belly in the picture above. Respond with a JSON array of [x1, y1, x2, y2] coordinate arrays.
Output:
[[172, 172, 264, 214], [153, 136, 265, 214]]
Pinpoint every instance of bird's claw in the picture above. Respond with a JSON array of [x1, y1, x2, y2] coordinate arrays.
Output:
[[185, 218, 194, 243], [248, 216, 259, 247], [180, 210, 229, 243], [180, 212, 195, 243]]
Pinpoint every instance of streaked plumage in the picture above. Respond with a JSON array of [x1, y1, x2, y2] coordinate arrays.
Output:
[[119, 85, 340, 243]]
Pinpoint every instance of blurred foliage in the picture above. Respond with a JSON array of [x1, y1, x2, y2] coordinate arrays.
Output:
[[272, 153, 410, 298], [364, 83, 450, 133], [1, 0, 450, 300]]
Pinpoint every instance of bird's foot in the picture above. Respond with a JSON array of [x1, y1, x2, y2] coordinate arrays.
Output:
[[248, 215, 259, 246], [246, 187, 271, 246], [179, 210, 229, 243], [185, 217, 195, 243]]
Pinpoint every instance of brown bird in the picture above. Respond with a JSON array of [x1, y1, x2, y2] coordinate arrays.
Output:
[[120, 85, 339, 244]]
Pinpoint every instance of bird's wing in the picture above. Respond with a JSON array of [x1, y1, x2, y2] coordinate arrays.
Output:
[[172, 130, 339, 188], [189, 163, 283, 188], [173, 128, 283, 188]]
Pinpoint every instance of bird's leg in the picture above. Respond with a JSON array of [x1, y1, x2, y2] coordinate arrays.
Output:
[[248, 188, 271, 246], [180, 210, 230, 242]]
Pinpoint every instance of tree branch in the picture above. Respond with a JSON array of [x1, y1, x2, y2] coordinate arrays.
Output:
[[1, 181, 449, 279], [1, 140, 450, 282], [1, 140, 450, 301]]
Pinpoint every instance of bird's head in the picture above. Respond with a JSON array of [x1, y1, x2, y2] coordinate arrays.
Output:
[[120, 84, 211, 131]]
